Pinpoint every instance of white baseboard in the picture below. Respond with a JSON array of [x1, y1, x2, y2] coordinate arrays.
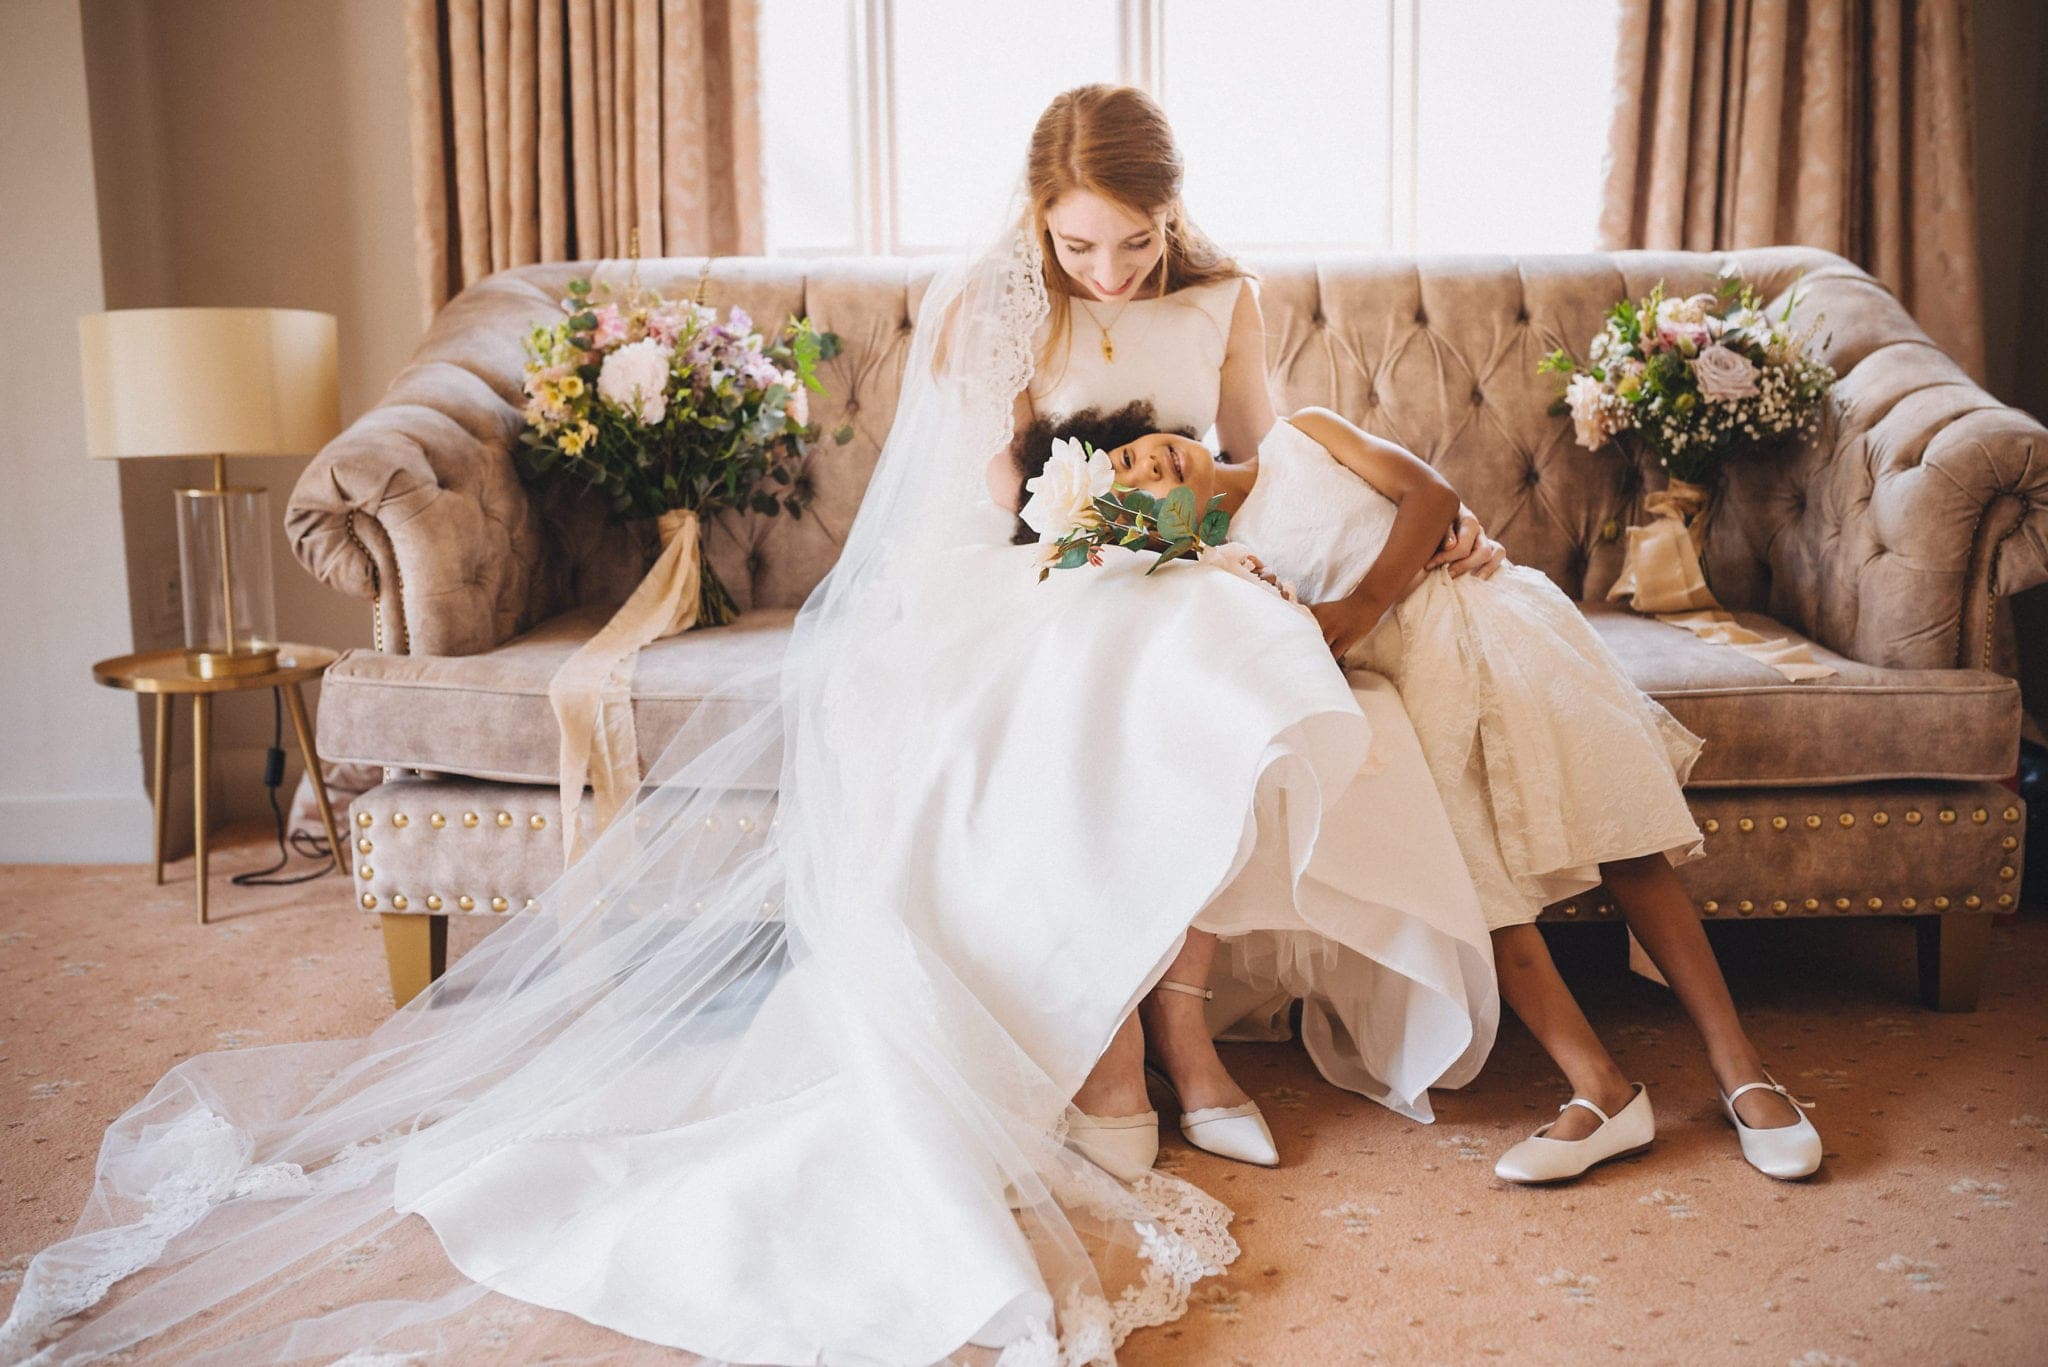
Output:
[[0, 791, 157, 863]]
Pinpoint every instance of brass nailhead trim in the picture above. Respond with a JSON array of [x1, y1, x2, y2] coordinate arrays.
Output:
[[390, 894, 408, 911], [1737, 899, 1755, 914], [496, 811, 513, 828], [1872, 812, 1889, 827], [1972, 809, 1989, 824], [491, 895, 509, 912], [1998, 893, 2014, 908], [1833, 897, 1851, 911], [392, 813, 409, 828], [358, 864, 374, 881], [2002, 835, 2018, 851], [356, 812, 373, 828], [525, 898, 539, 910], [356, 837, 373, 854], [1866, 897, 1883, 911], [457, 895, 475, 911], [737, 817, 754, 833], [1905, 810, 1923, 825], [1803, 898, 1820, 911], [1804, 815, 1822, 830], [361, 893, 377, 909], [1771, 816, 1789, 831], [1938, 809, 1956, 824], [425, 894, 443, 911], [1933, 896, 1950, 909], [1964, 894, 1982, 909], [429, 812, 446, 829], [1738, 818, 1755, 832], [1701, 900, 1719, 913], [529, 814, 547, 830], [1838, 813, 1855, 828], [1769, 899, 1788, 914], [1703, 819, 1720, 834], [1901, 897, 1918, 911], [462, 812, 479, 828], [2004, 806, 2021, 822], [2000, 866, 2017, 881]]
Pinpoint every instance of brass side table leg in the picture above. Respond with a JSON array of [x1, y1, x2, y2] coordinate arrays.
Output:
[[192, 693, 212, 924], [282, 682, 347, 874], [151, 693, 171, 885]]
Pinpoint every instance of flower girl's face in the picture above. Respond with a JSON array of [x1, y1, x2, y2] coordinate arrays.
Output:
[[1045, 190, 1165, 301], [1107, 433, 1218, 505]]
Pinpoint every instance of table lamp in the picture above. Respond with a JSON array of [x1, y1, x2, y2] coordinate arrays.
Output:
[[80, 308, 340, 678]]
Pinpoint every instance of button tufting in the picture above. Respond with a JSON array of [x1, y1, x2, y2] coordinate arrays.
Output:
[[1470, 389, 1483, 406], [1413, 309, 1427, 325]]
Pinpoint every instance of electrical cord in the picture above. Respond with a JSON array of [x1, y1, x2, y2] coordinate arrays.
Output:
[[230, 688, 335, 887]]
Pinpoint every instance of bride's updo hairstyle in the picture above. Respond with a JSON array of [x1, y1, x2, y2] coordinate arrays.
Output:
[[1025, 84, 1245, 369], [1008, 401, 1197, 545]]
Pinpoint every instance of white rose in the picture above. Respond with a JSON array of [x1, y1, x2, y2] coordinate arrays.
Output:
[[1690, 344, 1760, 402], [596, 338, 674, 425], [1565, 373, 1616, 450], [1019, 436, 1112, 541]]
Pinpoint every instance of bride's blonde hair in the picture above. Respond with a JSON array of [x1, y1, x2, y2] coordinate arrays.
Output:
[[1025, 84, 1245, 370]]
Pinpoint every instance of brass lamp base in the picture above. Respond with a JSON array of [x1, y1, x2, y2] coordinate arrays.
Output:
[[185, 645, 280, 680]]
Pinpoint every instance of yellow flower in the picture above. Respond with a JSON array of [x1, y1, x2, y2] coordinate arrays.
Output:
[[559, 426, 588, 455], [559, 375, 585, 399]]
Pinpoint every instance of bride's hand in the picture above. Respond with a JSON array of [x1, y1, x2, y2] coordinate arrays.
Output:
[[1426, 505, 1508, 579], [1311, 594, 1389, 660]]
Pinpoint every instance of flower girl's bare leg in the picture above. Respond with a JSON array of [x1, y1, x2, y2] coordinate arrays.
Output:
[[1491, 924, 1636, 1141], [1600, 853, 1802, 1128], [1071, 1010, 1151, 1117], [1139, 930, 1253, 1112]]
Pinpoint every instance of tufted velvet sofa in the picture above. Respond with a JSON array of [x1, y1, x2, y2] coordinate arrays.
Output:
[[289, 249, 2045, 1008]]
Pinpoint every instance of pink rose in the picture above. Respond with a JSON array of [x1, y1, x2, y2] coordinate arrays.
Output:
[[1690, 344, 1759, 402], [591, 303, 628, 349]]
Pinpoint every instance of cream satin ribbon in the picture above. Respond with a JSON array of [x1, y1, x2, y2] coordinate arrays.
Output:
[[1607, 478, 1835, 683], [548, 508, 703, 863]]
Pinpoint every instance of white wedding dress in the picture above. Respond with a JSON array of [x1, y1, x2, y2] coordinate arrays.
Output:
[[1, 241, 1492, 1367]]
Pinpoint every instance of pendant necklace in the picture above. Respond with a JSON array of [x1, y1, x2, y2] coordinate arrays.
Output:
[[1079, 295, 1132, 364]]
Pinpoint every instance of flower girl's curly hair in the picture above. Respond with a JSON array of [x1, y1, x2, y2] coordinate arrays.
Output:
[[1009, 401, 1196, 545]]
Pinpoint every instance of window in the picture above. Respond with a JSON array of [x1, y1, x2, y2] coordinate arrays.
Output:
[[758, 0, 1619, 256]]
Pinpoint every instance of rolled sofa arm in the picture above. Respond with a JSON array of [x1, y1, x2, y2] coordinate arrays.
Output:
[[288, 275, 567, 656], [1710, 252, 2048, 675]]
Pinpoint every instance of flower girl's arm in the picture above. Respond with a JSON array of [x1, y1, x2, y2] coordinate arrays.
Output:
[[1287, 407, 1461, 656], [987, 388, 1036, 512]]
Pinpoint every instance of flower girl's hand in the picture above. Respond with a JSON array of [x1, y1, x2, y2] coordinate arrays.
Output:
[[1427, 506, 1508, 579], [1311, 594, 1389, 659]]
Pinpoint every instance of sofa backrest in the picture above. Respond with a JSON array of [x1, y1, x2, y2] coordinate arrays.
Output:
[[393, 246, 1857, 623]]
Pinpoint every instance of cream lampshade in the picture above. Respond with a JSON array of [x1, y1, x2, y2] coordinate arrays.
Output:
[[80, 308, 340, 678]]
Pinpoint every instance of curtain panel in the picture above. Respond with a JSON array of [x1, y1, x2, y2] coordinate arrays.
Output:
[[407, 0, 763, 320], [1599, 0, 1984, 380]]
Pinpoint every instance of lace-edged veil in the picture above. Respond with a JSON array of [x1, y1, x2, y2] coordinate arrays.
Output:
[[0, 189, 1237, 1367]]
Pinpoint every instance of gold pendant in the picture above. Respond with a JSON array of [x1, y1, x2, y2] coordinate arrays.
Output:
[[1100, 332, 1115, 364]]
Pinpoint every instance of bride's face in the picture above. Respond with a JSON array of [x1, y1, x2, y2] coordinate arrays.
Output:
[[1044, 190, 1165, 301], [1107, 433, 1218, 506]]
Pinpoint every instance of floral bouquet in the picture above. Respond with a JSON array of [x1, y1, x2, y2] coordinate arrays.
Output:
[[1020, 437, 1296, 599], [517, 275, 845, 628], [1538, 274, 1835, 487], [1536, 274, 1839, 681]]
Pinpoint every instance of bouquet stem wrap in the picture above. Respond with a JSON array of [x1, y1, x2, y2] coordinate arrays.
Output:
[[547, 508, 704, 862], [1607, 478, 1834, 682]]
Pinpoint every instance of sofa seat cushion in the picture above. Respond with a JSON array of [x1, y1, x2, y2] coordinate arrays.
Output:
[[1579, 602, 2019, 787], [318, 606, 796, 788], [320, 600, 2019, 794]]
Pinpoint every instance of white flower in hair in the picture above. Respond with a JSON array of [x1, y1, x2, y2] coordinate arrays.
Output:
[[1020, 436, 1113, 541]]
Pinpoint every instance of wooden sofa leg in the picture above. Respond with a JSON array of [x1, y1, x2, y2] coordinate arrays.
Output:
[[382, 913, 448, 1009], [1917, 913, 1992, 1012]]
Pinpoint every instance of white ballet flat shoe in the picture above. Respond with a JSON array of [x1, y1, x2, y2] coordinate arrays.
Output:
[[1720, 1075, 1823, 1180], [1494, 1083, 1655, 1184], [1064, 1108, 1159, 1183], [1142, 980, 1279, 1168]]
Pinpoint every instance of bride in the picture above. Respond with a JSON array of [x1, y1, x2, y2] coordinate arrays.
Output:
[[2, 86, 1494, 1365]]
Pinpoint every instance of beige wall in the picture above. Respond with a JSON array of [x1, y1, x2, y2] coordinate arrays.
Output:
[[77, 0, 421, 844], [0, 0, 153, 860]]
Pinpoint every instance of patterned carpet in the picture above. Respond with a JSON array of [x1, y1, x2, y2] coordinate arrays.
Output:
[[3, 825, 2043, 1365]]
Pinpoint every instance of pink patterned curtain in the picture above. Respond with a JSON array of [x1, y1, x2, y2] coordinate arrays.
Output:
[[406, 0, 763, 320], [1599, 0, 1985, 380]]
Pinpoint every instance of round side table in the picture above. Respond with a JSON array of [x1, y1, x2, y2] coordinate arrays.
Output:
[[92, 644, 350, 923]]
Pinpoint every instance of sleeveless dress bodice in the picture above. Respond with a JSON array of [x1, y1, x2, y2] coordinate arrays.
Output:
[[1029, 277, 1244, 442], [1227, 419, 1398, 605]]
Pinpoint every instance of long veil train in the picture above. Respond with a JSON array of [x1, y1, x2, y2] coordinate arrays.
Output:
[[2, 216, 1489, 1365]]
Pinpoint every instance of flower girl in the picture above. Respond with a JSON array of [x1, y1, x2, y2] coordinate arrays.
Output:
[[1054, 405, 1824, 1183]]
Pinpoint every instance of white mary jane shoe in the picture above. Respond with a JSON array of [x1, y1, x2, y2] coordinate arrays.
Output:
[[1494, 1083, 1654, 1184], [1142, 981, 1280, 1168], [1064, 1108, 1160, 1183], [1720, 1076, 1823, 1180]]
